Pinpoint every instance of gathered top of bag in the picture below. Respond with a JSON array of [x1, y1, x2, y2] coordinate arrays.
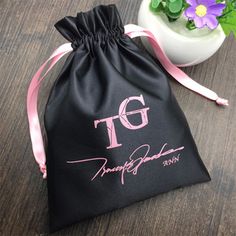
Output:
[[55, 5, 124, 49]]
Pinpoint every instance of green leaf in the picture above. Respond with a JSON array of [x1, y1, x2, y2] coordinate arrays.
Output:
[[165, 8, 183, 19], [219, 10, 236, 37], [149, 0, 184, 22], [219, 0, 236, 37], [151, 0, 162, 9], [150, 0, 164, 12], [167, 0, 183, 13]]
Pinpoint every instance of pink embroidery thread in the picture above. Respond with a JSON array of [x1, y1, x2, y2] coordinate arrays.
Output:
[[163, 154, 180, 166], [67, 143, 184, 185], [94, 95, 150, 149]]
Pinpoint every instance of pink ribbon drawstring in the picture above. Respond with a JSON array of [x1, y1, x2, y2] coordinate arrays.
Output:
[[124, 24, 229, 106], [27, 43, 73, 178], [27, 25, 228, 178]]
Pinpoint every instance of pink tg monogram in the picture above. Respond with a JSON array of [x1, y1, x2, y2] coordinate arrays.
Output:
[[94, 95, 150, 149], [68, 94, 185, 184]]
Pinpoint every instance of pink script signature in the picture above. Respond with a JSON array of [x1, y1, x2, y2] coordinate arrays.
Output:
[[67, 143, 184, 185]]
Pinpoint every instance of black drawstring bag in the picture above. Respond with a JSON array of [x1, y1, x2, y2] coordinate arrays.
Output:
[[27, 4, 212, 232]]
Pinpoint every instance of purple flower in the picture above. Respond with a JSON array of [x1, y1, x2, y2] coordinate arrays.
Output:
[[184, 0, 225, 29]]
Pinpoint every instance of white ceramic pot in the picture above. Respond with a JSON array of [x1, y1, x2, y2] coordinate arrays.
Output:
[[138, 0, 226, 67]]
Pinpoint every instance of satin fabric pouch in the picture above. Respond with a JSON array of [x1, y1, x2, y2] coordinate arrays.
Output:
[[28, 4, 211, 232]]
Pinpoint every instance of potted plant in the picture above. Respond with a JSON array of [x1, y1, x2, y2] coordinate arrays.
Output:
[[138, 0, 236, 66]]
